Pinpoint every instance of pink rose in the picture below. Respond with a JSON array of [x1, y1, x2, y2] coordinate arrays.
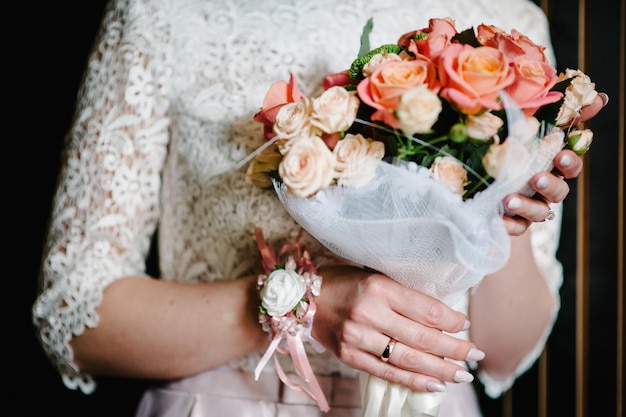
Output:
[[254, 74, 305, 140], [357, 59, 439, 128], [438, 43, 515, 115], [398, 17, 458, 62], [477, 25, 548, 63], [504, 56, 562, 115]]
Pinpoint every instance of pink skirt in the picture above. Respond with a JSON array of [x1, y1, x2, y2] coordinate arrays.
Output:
[[134, 366, 483, 417]]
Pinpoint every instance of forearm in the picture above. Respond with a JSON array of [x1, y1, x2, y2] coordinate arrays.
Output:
[[468, 231, 556, 379], [70, 275, 267, 379]]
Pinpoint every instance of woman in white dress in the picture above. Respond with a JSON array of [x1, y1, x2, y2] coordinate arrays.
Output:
[[33, 0, 606, 416]]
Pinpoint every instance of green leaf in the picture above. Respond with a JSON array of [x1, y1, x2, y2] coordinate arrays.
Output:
[[358, 18, 374, 57]]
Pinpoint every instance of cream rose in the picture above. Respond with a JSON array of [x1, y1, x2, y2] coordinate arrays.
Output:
[[362, 51, 403, 77], [310, 86, 359, 134], [555, 68, 598, 126], [273, 98, 317, 150], [260, 268, 306, 317], [465, 112, 503, 140], [279, 136, 336, 197], [333, 133, 385, 188], [430, 156, 469, 196], [396, 85, 442, 136]]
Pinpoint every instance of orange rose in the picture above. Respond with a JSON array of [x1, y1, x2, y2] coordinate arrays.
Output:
[[357, 59, 439, 128], [438, 43, 515, 115]]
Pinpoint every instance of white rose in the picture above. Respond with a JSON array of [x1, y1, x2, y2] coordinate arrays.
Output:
[[362, 51, 403, 77], [396, 85, 442, 137], [333, 133, 385, 188], [310, 87, 359, 134], [261, 268, 306, 317], [279, 136, 336, 197], [465, 112, 504, 140], [273, 98, 317, 150], [567, 129, 593, 155], [429, 156, 469, 196]]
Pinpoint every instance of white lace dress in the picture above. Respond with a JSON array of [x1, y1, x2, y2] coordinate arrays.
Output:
[[32, 0, 563, 415]]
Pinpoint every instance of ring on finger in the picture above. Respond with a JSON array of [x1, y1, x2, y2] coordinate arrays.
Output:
[[545, 210, 555, 221], [381, 337, 397, 363]]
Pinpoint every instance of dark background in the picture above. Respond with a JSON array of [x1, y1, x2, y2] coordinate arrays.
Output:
[[23, 1, 622, 416]]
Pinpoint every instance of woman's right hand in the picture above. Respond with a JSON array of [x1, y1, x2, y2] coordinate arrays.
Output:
[[312, 265, 483, 393]]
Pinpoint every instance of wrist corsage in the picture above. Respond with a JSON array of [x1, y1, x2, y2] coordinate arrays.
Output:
[[253, 227, 329, 412]]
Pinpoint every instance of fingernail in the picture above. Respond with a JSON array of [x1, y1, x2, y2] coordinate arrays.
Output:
[[536, 175, 550, 190], [426, 381, 447, 392], [507, 197, 522, 210], [466, 348, 485, 362], [599, 92, 609, 107], [453, 370, 474, 383], [462, 319, 471, 331], [560, 153, 573, 168]]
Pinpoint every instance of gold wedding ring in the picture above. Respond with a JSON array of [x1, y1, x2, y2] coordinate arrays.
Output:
[[381, 337, 397, 363]]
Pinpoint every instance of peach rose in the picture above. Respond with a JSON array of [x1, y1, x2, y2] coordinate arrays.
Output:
[[357, 59, 439, 129], [310, 86, 359, 134], [504, 56, 562, 116], [438, 43, 515, 115], [279, 137, 335, 197], [396, 85, 442, 136], [477, 25, 549, 63], [429, 156, 469, 196], [333, 133, 385, 188]]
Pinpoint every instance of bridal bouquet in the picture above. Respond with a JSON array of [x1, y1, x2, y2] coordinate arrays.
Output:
[[245, 16, 598, 417]]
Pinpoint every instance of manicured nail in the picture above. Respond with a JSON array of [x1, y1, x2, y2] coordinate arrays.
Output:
[[507, 197, 522, 210], [536, 175, 550, 190], [462, 319, 471, 331], [454, 370, 474, 383], [466, 348, 485, 362], [599, 92, 609, 107], [559, 153, 573, 168], [426, 381, 447, 392]]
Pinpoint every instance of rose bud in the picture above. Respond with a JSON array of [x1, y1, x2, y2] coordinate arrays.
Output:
[[567, 129, 594, 155]]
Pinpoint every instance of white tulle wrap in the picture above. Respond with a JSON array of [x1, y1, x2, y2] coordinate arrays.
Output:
[[273, 101, 565, 417]]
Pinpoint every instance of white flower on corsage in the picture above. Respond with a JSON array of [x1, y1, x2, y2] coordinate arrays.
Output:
[[253, 228, 328, 412]]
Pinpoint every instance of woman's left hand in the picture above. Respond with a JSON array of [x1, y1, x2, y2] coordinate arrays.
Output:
[[500, 92, 608, 235]]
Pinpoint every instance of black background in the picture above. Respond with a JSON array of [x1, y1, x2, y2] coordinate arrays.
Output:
[[22, 1, 622, 416]]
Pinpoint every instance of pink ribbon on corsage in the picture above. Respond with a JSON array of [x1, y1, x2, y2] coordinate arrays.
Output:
[[253, 227, 329, 412]]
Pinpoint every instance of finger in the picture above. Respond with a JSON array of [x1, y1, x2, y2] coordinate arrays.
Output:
[[553, 149, 583, 179], [504, 194, 551, 223], [377, 277, 469, 334], [571, 92, 608, 125], [528, 172, 570, 203], [502, 215, 531, 236], [348, 332, 476, 391]]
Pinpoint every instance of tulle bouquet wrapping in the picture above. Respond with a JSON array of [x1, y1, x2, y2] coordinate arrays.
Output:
[[245, 16, 598, 417]]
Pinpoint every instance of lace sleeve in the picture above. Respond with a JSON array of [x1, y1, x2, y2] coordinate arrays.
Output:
[[32, 0, 170, 394], [477, 202, 564, 398]]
